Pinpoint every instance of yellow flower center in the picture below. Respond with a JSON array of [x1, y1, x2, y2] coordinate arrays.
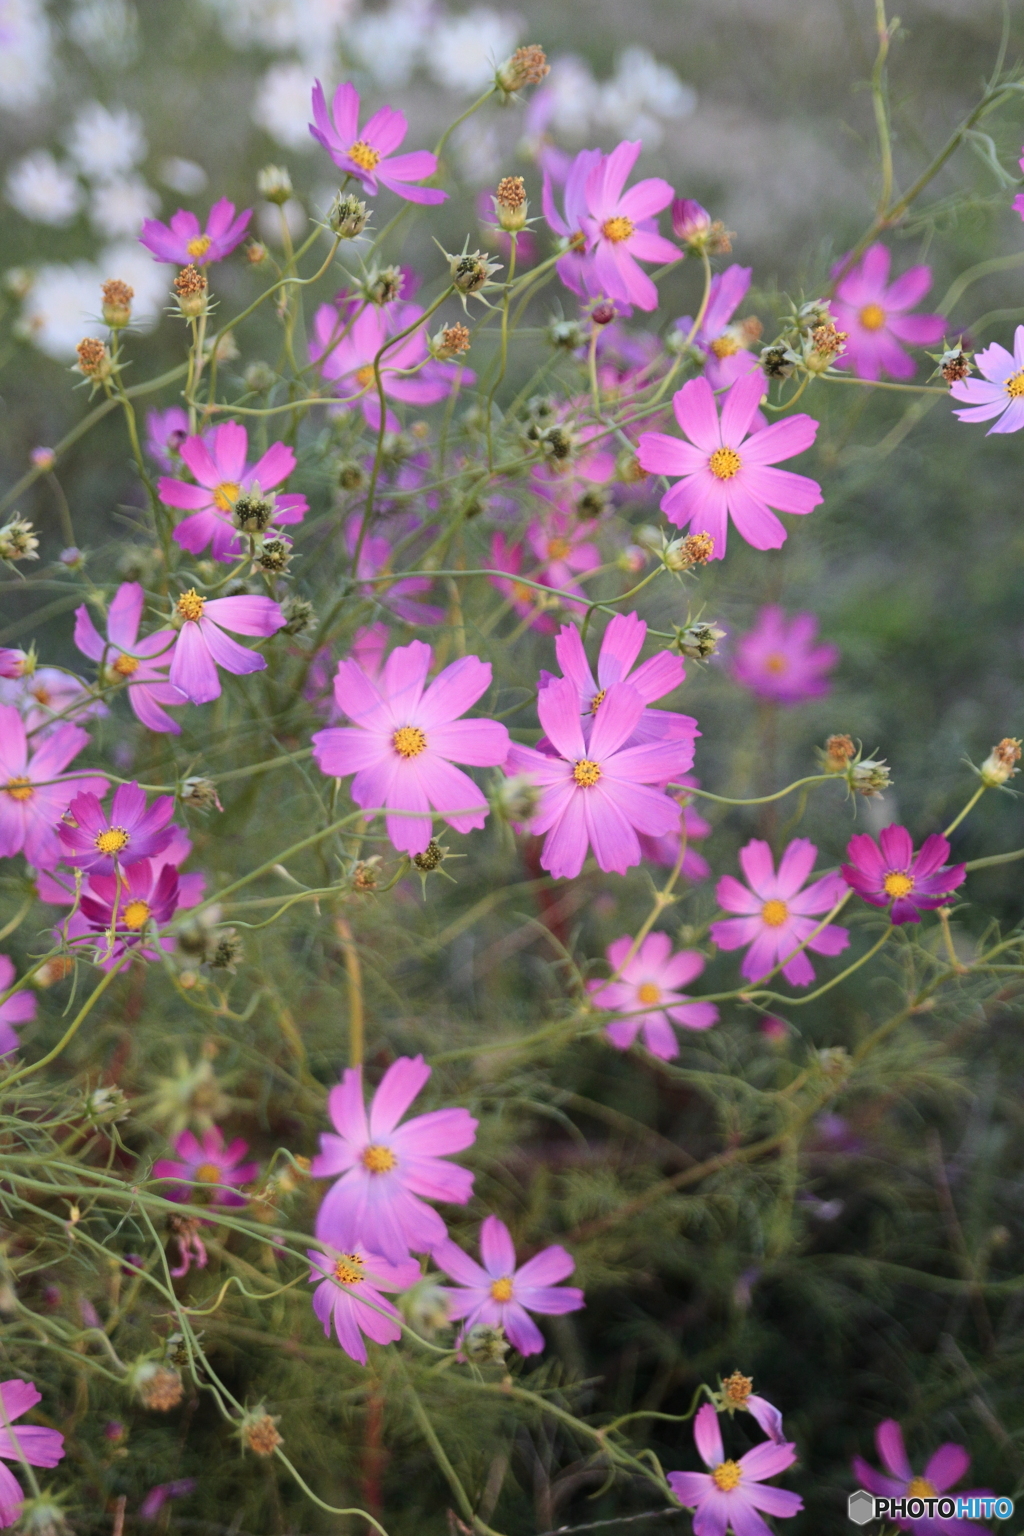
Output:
[[32, 685, 52, 706], [883, 871, 914, 899], [573, 759, 601, 787], [95, 827, 130, 855], [348, 140, 381, 172], [637, 982, 661, 1005], [122, 899, 151, 930], [355, 364, 376, 390], [710, 334, 740, 358], [859, 303, 886, 331], [602, 216, 635, 244], [392, 725, 427, 759], [212, 481, 240, 513], [764, 652, 789, 674], [361, 1144, 397, 1174], [1006, 369, 1024, 398], [708, 446, 742, 480], [711, 1460, 742, 1492], [113, 653, 140, 677], [547, 537, 572, 560], [176, 588, 205, 623], [590, 689, 606, 712], [195, 1162, 222, 1184], [333, 1254, 365, 1285], [761, 899, 789, 928], [511, 581, 535, 605], [490, 1277, 514, 1302], [907, 1478, 937, 1500], [5, 778, 33, 802], [186, 234, 212, 259]]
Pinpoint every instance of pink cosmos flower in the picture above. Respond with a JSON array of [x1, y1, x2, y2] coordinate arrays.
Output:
[[582, 140, 679, 312], [312, 300, 469, 432], [311, 1055, 477, 1264], [145, 407, 190, 470], [950, 325, 1024, 434], [0, 651, 28, 680], [308, 1246, 420, 1364], [667, 1402, 802, 1536], [677, 265, 761, 389], [711, 838, 849, 987], [831, 244, 944, 381], [0, 709, 106, 870], [77, 857, 185, 960], [168, 590, 285, 706], [544, 613, 696, 747], [434, 1215, 584, 1356], [0, 1379, 65, 1528], [526, 508, 601, 600], [168, 1221, 207, 1279], [139, 198, 252, 265], [310, 639, 509, 857], [505, 677, 692, 880], [59, 780, 176, 875], [157, 422, 307, 563], [152, 1127, 259, 1207], [542, 147, 604, 298], [75, 582, 185, 735], [488, 533, 559, 634], [309, 80, 446, 204], [730, 605, 838, 705], [0, 955, 34, 1057], [588, 933, 718, 1058], [852, 1420, 991, 1536], [0, 667, 105, 738], [139, 1480, 196, 1521], [347, 518, 445, 628], [637, 374, 822, 559], [841, 826, 966, 925], [637, 776, 713, 881]]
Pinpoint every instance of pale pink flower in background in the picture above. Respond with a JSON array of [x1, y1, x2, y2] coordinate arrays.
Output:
[[0, 666, 106, 737], [0, 708, 106, 870], [852, 1419, 991, 1534], [0, 955, 34, 1056], [677, 265, 761, 389], [139, 1480, 196, 1521], [488, 533, 559, 633], [309, 80, 447, 204], [831, 244, 944, 381], [711, 838, 849, 987], [950, 324, 1024, 434], [589, 932, 718, 1058], [526, 508, 601, 601], [730, 605, 838, 705], [542, 147, 604, 298], [667, 1402, 802, 1536], [152, 1127, 259, 1207], [312, 300, 470, 432], [434, 1215, 584, 1356], [75, 582, 185, 735]]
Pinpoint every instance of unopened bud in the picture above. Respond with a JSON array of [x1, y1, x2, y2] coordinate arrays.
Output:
[[180, 777, 223, 813], [257, 164, 293, 204], [493, 174, 528, 233], [173, 264, 207, 319], [101, 278, 134, 328], [591, 301, 616, 326], [671, 198, 733, 255], [495, 43, 549, 95], [84, 1086, 129, 1124], [980, 736, 1022, 787], [546, 316, 586, 350], [848, 757, 891, 798], [74, 337, 112, 380], [674, 619, 725, 660], [30, 446, 56, 472], [0, 518, 39, 562], [0, 647, 30, 679], [280, 596, 315, 634], [493, 773, 540, 825], [243, 360, 276, 394], [328, 190, 369, 238], [462, 1322, 509, 1363]]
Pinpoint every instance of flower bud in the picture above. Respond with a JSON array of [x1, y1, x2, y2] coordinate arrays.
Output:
[[495, 43, 549, 96], [671, 199, 733, 255], [848, 757, 891, 797], [493, 174, 528, 233], [546, 316, 586, 350], [257, 164, 293, 204], [674, 619, 725, 660], [180, 777, 224, 813], [231, 489, 275, 533], [760, 344, 795, 381], [447, 246, 502, 298], [173, 264, 207, 319], [328, 190, 370, 238], [245, 241, 268, 265], [0, 647, 31, 679], [429, 322, 471, 361], [101, 278, 134, 328], [30, 446, 56, 472], [60, 546, 86, 570], [244, 360, 276, 394], [493, 773, 541, 825], [0, 518, 39, 562], [337, 459, 366, 492], [74, 337, 112, 380], [280, 596, 315, 634], [84, 1086, 129, 1124], [591, 301, 616, 326], [16, 1496, 71, 1536], [980, 736, 1022, 787], [462, 1322, 509, 1363], [362, 263, 404, 306], [257, 537, 292, 574]]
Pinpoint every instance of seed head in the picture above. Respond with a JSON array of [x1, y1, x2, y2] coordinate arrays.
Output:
[[245, 241, 268, 265], [180, 777, 224, 813], [616, 449, 648, 484], [351, 858, 381, 892], [430, 322, 471, 361], [0, 518, 40, 562], [280, 596, 315, 634], [662, 531, 714, 570], [810, 322, 847, 358], [173, 264, 208, 318], [210, 931, 244, 971], [980, 736, 1022, 787], [256, 164, 293, 204], [242, 1411, 283, 1456], [135, 1364, 184, 1411], [535, 423, 574, 461], [761, 344, 795, 381], [939, 345, 972, 385], [337, 459, 366, 492], [101, 278, 134, 328], [244, 360, 276, 394], [720, 1371, 754, 1411], [74, 337, 111, 380], [328, 190, 370, 239], [674, 619, 726, 661], [821, 734, 856, 773], [494, 174, 528, 232], [849, 757, 891, 798], [413, 839, 446, 873], [362, 264, 404, 306], [496, 43, 549, 95], [257, 538, 292, 574], [231, 490, 275, 533], [447, 247, 502, 298], [576, 486, 610, 520]]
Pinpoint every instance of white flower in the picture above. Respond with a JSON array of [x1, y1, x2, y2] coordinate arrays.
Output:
[[18, 262, 100, 358], [348, 0, 435, 88], [89, 176, 160, 238], [97, 241, 169, 330], [66, 101, 147, 179], [67, 0, 140, 68], [254, 61, 316, 150], [598, 47, 696, 146], [541, 54, 598, 139], [5, 151, 81, 226], [159, 157, 208, 195], [427, 6, 521, 94], [0, 0, 53, 111], [201, 0, 355, 62]]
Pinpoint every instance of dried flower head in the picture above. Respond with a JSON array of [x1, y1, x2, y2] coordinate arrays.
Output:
[[810, 322, 847, 359], [173, 264, 207, 318], [413, 839, 446, 873], [242, 1411, 283, 1457], [440, 241, 503, 305], [135, 1364, 184, 1411], [849, 756, 891, 798], [337, 459, 366, 492], [32, 956, 74, 988], [74, 337, 111, 380], [280, 596, 315, 634], [101, 278, 134, 328], [210, 932, 244, 971], [720, 1371, 754, 1410], [494, 174, 528, 232], [663, 531, 715, 570], [822, 734, 856, 772], [980, 736, 1022, 787], [0, 518, 40, 562], [430, 322, 471, 361], [245, 241, 268, 265], [351, 857, 381, 892], [256, 165, 293, 204], [939, 344, 972, 385], [461, 1322, 510, 1363], [761, 344, 796, 381], [496, 43, 549, 95]]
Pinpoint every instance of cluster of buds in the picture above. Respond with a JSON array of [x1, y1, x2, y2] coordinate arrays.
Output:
[[979, 736, 1021, 788], [429, 321, 471, 362], [493, 174, 529, 233], [328, 190, 370, 239], [673, 617, 726, 661], [441, 240, 503, 304], [818, 735, 892, 797], [0, 517, 39, 562], [173, 264, 208, 319], [101, 278, 134, 328], [931, 340, 973, 386], [671, 198, 733, 256], [74, 336, 112, 381], [495, 43, 549, 97], [256, 164, 293, 205]]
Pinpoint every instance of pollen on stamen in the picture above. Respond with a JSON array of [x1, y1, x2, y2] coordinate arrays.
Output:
[[590, 689, 606, 712], [361, 1144, 398, 1173], [602, 215, 635, 244], [186, 234, 213, 259], [761, 899, 789, 928], [858, 303, 886, 331], [333, 1255, 365, 1285], [637, 982, 660, 1005], [711, 1460, 742, 1492], [122, 899, 151, 930], [113, 653, 140, 676], [5, 778, 33, 802], [95, 827, 130, 855], [708, 447, 742, 480], [177, 589, 205, 623], [1006, 369, 1024, 398], [490, 1277, 514, 1302], [721, 1370, 753, 1409], [573, 759, 601, 787], [883, 871, 914, 899], [392, 725, 427, 759], [348, 140, 381, 172], [195, 1162, 222, 1184], [213, 481, 241, 512]]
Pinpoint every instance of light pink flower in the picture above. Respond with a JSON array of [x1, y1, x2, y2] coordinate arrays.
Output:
[[309, 80, 447, 204], [506, 678, 692, 880], [950, 324, 1024, 434], [0, 651, 28, 680], [589, 932, 717, 1058], [59, 779, 176, 875], [831, 244, 944, 382], [0, 1379, 65, 1529], [488, 533, 559, 634], [144, 407, 190, 470], [158, 422, 307, 563], [75, 583, 185, 734], [544, 613, 696, 748], [312, 300, 470, 432], [434, 1215, 584, 1356], [152, 1127, 259, 1207], [711, 838, 849, 987], [168, 591, 285, 706], [582, 140, 679, 312], [0, 955, 34, 1057], [667, 1402, 802, 1536], [311, 639, 509, 856], [139, 1480, 196, 1521], [526, 508, 601, 600], [312, 1056, 477, 1264], [0, 708, 106, 870], [542, 147, 604, 298], [730, 605, 838, 706], [308, 1246, 420, 1364], [139, 199, 252, 265], [0, 667, 106, 738]]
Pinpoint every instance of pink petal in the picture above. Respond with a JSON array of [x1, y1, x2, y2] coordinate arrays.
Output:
[[514, 1244, 575, 1288], [739, 414, 818, 466], [774, 837, 817, 898], [369, 1055, 430, 1138], [479, 1215, 517, 1277], [720, 373, 765, 445], [875, 1419, 913, 1482], [199, 618, 267, 678], [693, 1402, 724, 1469], [418, 654, 492, 727], [673, 377, 722, 453], [537, 676, 587, 760]]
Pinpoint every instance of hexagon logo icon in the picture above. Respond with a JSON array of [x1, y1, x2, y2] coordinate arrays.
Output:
[[848, 1489, 875, 1525]]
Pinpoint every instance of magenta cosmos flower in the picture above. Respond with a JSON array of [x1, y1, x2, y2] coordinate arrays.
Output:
[[831, 244, 944, 381], [0, 955, 35, 1057], [139, 198, 252, 265], [589, 933, 718, 1059], [77, 856, 185, 959], [168, 589, 285, 706], [312, 300, 469, 432], [730, 605, 838, 705], [637, 374, 822, 559], [312, 1055, 477, 1264], [676, 265, 760, 390], [667, 1402, 802, 1536], [637, 776, 713, 881], [75, 582, 185, 734], [841, 826, 966, 925], [0, 1379, 65, 1528], [308, 1246, 420, 1365], [488, 533, 559, 634], [950, 325, 1024, 434], [711, 838, 849, 987], [59, 780, 176, 875], [0, 709, 106, 870], [311, 639, 509, 857], [853, 1420, 991, 1536], [309, 80, 446, 204], [506, 678, 692, 880], [433, 1215, 584, 1357], [542, 147, 604, 298], [546, 613, 697, 748], [152, 1127, 259, 1207], [581, 140, 679, 312], [158, 422, 307, 563]]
